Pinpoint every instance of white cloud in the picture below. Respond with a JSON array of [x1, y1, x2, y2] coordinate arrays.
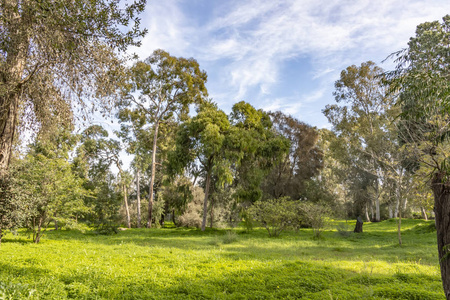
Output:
[[133, 0, 449, 126]]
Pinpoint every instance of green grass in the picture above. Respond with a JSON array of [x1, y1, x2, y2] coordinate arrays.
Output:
[[0, 219, 444, 299]]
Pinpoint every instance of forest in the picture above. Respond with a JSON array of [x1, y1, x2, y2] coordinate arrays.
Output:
[[1, 1, 450, 299]]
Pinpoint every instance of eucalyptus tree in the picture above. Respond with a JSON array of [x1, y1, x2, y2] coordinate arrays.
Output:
[[228, 102, 290, 204], [323, 61, 396, 222], [262, 111, 322, 200], [387, 15, 450, 297], [168, 101, 231, 231], [0, 0, 146, 181], [118, 50, 208, 228], [73, 125, 123, 225]]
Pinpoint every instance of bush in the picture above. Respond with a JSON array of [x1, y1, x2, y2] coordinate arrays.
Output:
[[248, 197, 297, 237], [301, 203, 331, 239], [178, 186, 204, 228], [222, 230, 238, 244]]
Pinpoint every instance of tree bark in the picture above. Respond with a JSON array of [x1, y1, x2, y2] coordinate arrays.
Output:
[[375, 194, 381, 221], [136, 169, 141, 228], [201, 171, 211, 231], [354, 216, 363, 233], [421, 207, 428, 221], [172, 209, 177, 227], [210, 195, 214, 228], [148, 122, 159, 228], [365, 204, 370, 222], [0, 3, 28, 179], [123, 185, 131, 229], [432, 172, 450, 299], [397, 184, 402, 246]]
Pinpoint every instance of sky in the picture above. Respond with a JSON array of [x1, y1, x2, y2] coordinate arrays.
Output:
[[125, 0, 450, 129]]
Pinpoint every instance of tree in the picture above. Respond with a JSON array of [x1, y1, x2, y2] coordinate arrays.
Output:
[[168, 101, 231, 231], [118, 49, 208, 228], [0, 0, 146, 181], [9, 129, 88, 243], [228, 102, 289, 204], [73, 125, 123, 227], [262, 111, 322, 200], [323, 61, 396, 222], [387, 15, 450, 298]]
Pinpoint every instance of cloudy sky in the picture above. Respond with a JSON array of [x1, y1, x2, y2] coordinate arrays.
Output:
[[127, 0, 449, 128]]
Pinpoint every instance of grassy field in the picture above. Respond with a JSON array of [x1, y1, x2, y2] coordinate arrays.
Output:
[[0, 219, 444, 299]]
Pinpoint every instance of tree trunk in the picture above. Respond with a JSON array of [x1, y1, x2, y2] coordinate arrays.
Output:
[[365, 204, 370, 222], [148, 122, 159, 228], [0, 94, 20, 180], [210, 195, 214, 228], [354, 216, 363, 233], [201, 171, 211, 232], [172, 209, 177, 227], [397, 185, 402, 246], [136, 169, 141, 228], [123, 185, 131, 229], [370, 203, 374, 221], [421, 207, 428, 221], [388, 205, 393, 219], [432, 172, 450, 299], [0, 3, 28, 180], [375, 194, 381, 222]]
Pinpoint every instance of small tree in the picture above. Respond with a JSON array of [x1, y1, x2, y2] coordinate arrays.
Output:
[[301, 203, 331, 239], [248, 197, 297, 237]]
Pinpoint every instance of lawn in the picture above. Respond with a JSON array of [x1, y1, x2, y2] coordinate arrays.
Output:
[[0, 219, 444, 299]]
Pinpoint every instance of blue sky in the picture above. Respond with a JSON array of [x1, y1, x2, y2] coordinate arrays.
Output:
[[127, 0, 450, 129]]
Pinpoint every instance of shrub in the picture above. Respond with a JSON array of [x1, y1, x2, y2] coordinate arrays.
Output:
[[222, 230, 238, 244], [301, 203, 331, 239], [248, 197, 297, 237]]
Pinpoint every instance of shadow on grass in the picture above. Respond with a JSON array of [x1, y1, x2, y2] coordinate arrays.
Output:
[[0, 258, 443, 299]]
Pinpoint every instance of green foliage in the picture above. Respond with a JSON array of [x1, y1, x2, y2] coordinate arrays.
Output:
[[302, 203, 332, 239], [8, 130, 89, 243], [262, 111, 321, 200], [248, 197, 298, 237]]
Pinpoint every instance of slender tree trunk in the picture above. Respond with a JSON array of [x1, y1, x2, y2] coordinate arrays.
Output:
[[375, 194, 380, 222], [0, 227, 2, 246], [397, 185, 402, 246], [123, 185, 131, 229], [395, 197, 399, 218], [365, 204, 370, 222], [432, 172, 450, 299], [370, 202, 374, 221], [201, 171, 211, 232], [136, 169, 141, 228], [172, 209, 177, 227], [421, 207, 428, 221], [389, 205, 393, 219], [210, 195, 214, 228], [148, 122, 159, 228]]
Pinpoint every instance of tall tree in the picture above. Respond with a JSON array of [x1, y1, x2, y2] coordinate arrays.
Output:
[[387, 15, 450, 297], [262, 111, 322, 200], [228, 102, 289, 204], [118, 50, 207, 227], [0, 0, 146, 180], [168, 101, 231, 231], [323, 61, 395, 222]]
